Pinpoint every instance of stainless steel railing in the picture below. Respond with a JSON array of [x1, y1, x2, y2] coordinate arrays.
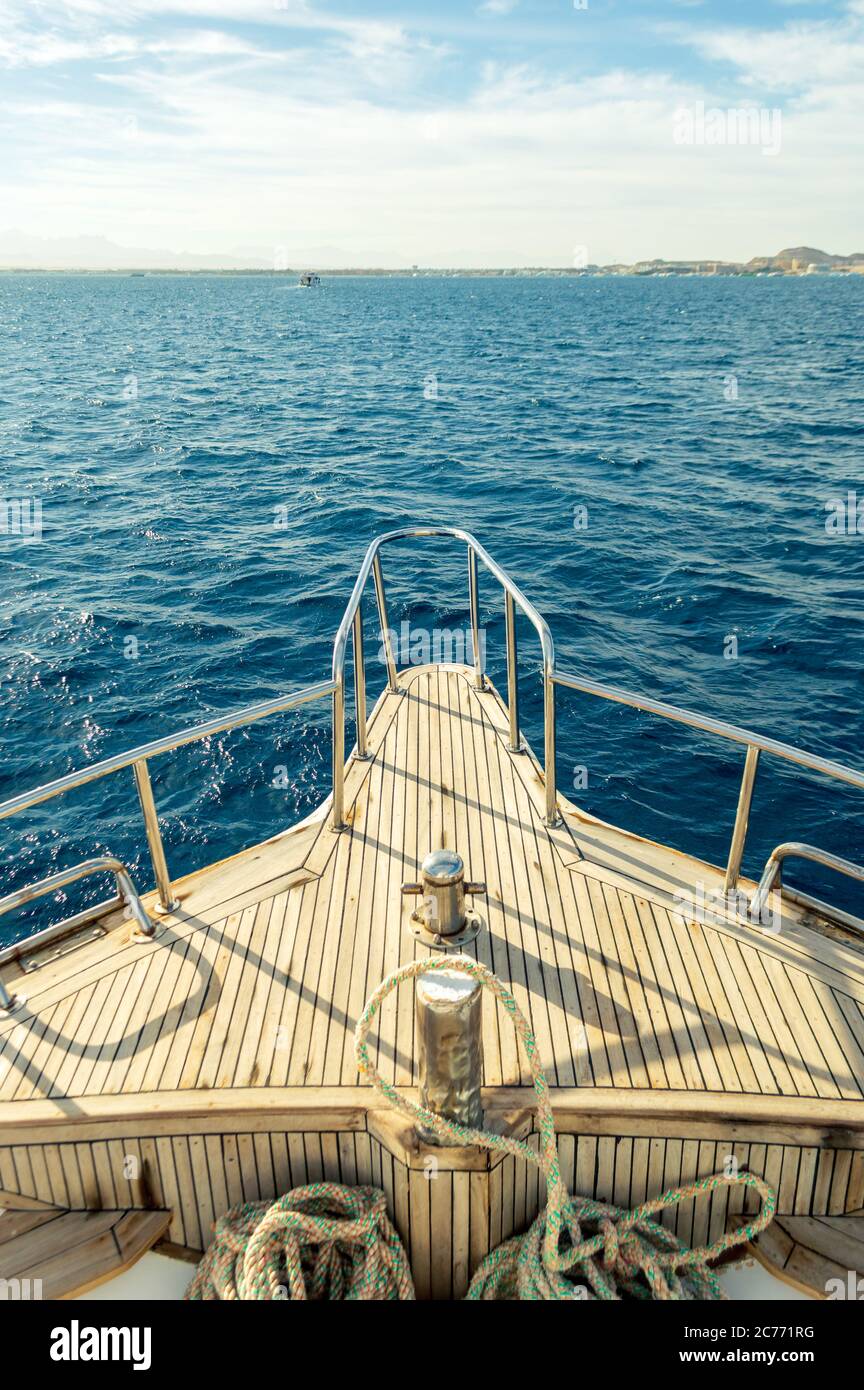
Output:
[[0, 526, 861, 954], [0, 680, 336, 926], [749, 842, 864, 932], [0, 857, 153, 1007], [329, 527, 557, 829], [0, 526, 556, 953], [550, 668, 864, 896]]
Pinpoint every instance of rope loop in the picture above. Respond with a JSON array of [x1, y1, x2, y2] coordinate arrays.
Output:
[[355, 954, 776, 1300]]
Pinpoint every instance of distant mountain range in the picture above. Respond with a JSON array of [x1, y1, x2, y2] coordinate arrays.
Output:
[[746, 246, 864, 270], [0, 231, 415, 271], [600, 246, 864, 277], [0, 231, 270, 271], [0, 231, 861, 275]]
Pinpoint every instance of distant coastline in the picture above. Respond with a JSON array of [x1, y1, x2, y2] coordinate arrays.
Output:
[[2, 246, 862, 277]]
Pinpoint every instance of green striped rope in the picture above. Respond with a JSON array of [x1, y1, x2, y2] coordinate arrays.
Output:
[[355, 954, 776, 1301], [185, 1182, 415, 1301]]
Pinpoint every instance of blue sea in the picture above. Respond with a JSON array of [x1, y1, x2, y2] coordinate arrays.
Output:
[[1, 272, 862, 943]]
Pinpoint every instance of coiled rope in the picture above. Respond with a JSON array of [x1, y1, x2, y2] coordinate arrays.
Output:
[[185, 1182, 415, 1300], [355, 954, 776, 1300]]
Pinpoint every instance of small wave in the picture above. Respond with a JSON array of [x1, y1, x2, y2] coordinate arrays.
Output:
[[1, 272, 861, 930]]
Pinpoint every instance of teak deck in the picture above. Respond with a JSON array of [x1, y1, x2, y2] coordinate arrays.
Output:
[[739, 1212, 864, 1299], [1, 664, 863, 1297], [0, 1191, 170, 1299]]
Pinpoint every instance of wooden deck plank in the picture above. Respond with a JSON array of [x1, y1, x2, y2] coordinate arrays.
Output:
[[783, 969, 862, 1101], [1, 662, 862, 1145], [458, 669, 510, 1086], [216, 898, 277, 1088], [647, 901, 719, 1092], [287, 841, 346, 1086], [634, 897, 704, 1090], [9, 998, 73, 1102], [587, 877, 651, 1089], [665, 907, 739, 1093], [137, 932, 208, 1094], [0, 1203, 170, 1299], [495, 705, 573, 1086], [479, 683, 542, 1087], [700, 928, 780, 1096], [393, 673, 429, 1088], [320, 775, 373, 1089], [303, 784, 365, 1089], [716, 935, 798, 1096], [344, 680, 398, 1088], [737, 1211, 864, 1299], [234, 891, 290, 1089], [180, 906, 256, 1092], [266, 879, 319, 1088], [85, 956, 153, 1099]]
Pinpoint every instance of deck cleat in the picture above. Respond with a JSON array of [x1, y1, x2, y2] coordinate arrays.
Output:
[[401, 848, 486, 949]]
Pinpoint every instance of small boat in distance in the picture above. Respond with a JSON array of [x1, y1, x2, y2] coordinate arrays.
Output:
[[299, 271, 321, 287]]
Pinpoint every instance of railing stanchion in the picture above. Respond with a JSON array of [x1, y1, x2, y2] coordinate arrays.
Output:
[[0, 855, 155, 951], [724, 745, 760, 894], [352, 608, 369, 759], [505, 591, 520, 752], [132, 760, 179, 912], [5, 527, 861, 957], [468, 547, 485, 690], [373, 554, 399, 693], [749, 841, 864, 931], [544, 673, 560, 826], [332, 679, 346, 831]]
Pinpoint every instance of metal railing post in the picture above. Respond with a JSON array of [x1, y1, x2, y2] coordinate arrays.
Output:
[[353, 606, 369, 759], [373, 553, 399, 692], [544, 672, 560, 826], [468, 547, 485, 690], [332, 679, 346, 830], [132, 760, 179, 912], [0, 855, 156, 947], [750, 840, 864, 920], [505, 591, 520, 752], [724, 745, 760, 893]]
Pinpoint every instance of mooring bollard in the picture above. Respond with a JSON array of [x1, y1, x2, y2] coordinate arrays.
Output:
[[401, 849, 486, 948], [415, 967, 484, 1145]]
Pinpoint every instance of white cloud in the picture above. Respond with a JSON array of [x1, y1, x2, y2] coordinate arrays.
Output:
[[0, 0, 861, 263], [682, 14, 864, 89], [0, 0, 412, 58], [0, 27, 277, 67]]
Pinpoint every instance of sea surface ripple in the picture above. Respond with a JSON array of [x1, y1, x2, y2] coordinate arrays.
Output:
[[1, 272, 862, 940]]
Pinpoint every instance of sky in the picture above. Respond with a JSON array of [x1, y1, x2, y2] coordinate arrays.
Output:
[[0, 0, 862, 266]]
